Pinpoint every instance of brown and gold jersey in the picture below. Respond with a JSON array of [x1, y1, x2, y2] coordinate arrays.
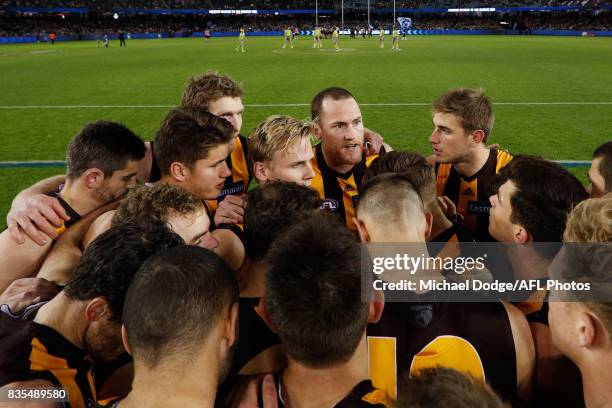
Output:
[[311, 144, 377, 230], [0, 313, 96, 408], [435, 149, 512, 242], [274, 374, 391, 407], [49, 191, 81, 236], [207, 135, 252, 214], [367, 300, 516, 401]]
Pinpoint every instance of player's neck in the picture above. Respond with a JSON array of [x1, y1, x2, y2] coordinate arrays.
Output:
[[321, 146, 357, 175], [60, 178, 104, 216], [34, 293, 86, 350], [453, 147, 490, 178], [282, 334, 369, 408], [238, 258, 265, 297], [580, 356, 612, 408], [121, 359, 218, 408], [506, 245, 551, 280], [429, 204, 454, 241]]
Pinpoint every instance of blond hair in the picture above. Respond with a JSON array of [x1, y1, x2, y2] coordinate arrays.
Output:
[[563, 195, 612, 335], [248, 115, 314, 164], [564, 196, 612, 243]]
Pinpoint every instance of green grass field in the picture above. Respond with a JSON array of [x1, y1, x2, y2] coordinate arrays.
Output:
[[0, 35, 610, 228]]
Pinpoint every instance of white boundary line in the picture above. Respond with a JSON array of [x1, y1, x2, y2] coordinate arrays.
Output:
[[0, 102, 611, 109]]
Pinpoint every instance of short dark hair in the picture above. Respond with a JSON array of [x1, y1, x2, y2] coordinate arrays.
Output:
[[153, 107, 234, 177], [181, 72, 243, 110], [66, 121, 145, 180], [363, 151, 437, 208], [432, 88, 494, 142], [311, 87, 357, 121], [123, 246, 238, 368], [397, 367, 508, 408], [243, 181, 322, 260], [593, 141, 612, 194], [494, 155, 588, 244], [63, 223, 184, 322], [265, 213, 369, 367]]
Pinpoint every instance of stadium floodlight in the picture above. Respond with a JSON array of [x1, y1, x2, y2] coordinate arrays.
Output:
[[341, 0, 344, 29], [367, 0, 370, 28], [393, 0, 396, 25]]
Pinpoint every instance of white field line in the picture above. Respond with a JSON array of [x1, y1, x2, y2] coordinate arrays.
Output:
[[0, 102, 611, 109]]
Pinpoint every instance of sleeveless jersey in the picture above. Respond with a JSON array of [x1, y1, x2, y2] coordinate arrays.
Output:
[[435, 149, 512, 242], [311, 144, 377, 230], [275, 373, 391, 407], [367, 299, 516, 401], [0, 313, 96, 408]]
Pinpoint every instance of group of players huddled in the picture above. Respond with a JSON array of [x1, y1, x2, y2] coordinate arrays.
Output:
[[0, 72, 610, 408]]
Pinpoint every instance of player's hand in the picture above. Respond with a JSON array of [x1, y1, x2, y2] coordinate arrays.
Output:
[[7, 194, 70, 246], [0, 277, 59, 313], [229, 374, 278, 408], [437, 196, 461, 222], [214, 195, 247, 226], [363, 127, 384, 156]]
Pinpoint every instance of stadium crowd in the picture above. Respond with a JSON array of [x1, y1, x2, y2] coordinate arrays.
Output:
[[0, 0, 602, 9], [0, 10, 610, 37], [0, 71, 610, 408]]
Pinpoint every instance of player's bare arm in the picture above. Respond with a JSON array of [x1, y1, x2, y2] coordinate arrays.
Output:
[[136, 141, 154, 183], [0, 277, 59, 314], [36, 202, 119, 284], [7, 175, 68, 246]]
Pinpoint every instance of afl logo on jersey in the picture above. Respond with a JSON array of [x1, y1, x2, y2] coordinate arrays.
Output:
[[320, 198, 339, 212]]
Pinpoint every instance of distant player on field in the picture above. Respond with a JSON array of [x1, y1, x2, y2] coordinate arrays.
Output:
[[392, 26, 400, 50], [379, 26, 385, 48], [204, 28, 211, 40], [282, 27, 293, 49], [236, 28, 246, 53], [313, 26, 322, 48], [332, 26, 340, 51]]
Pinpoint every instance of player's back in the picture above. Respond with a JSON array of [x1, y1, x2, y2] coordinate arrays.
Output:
[[367, 299, 517, 402]]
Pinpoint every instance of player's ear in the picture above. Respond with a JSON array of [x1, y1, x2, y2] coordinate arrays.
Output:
[[577, 310, 599, 348], [84, 297, 111, 323], [83, 168, 105, 189], [368, 289, 385, 323], [354, 217, 371, 243], [424, 212, 434, 240], [255, 297, 277, 333], [312, 121, 323, 141], [223, 301, 239, 348], [253, 161, 268, 184], [121, 325, 133, 356], [471, 130, 486, 145], [170, 162, 188, 182], [514, 225, 531, 244]]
